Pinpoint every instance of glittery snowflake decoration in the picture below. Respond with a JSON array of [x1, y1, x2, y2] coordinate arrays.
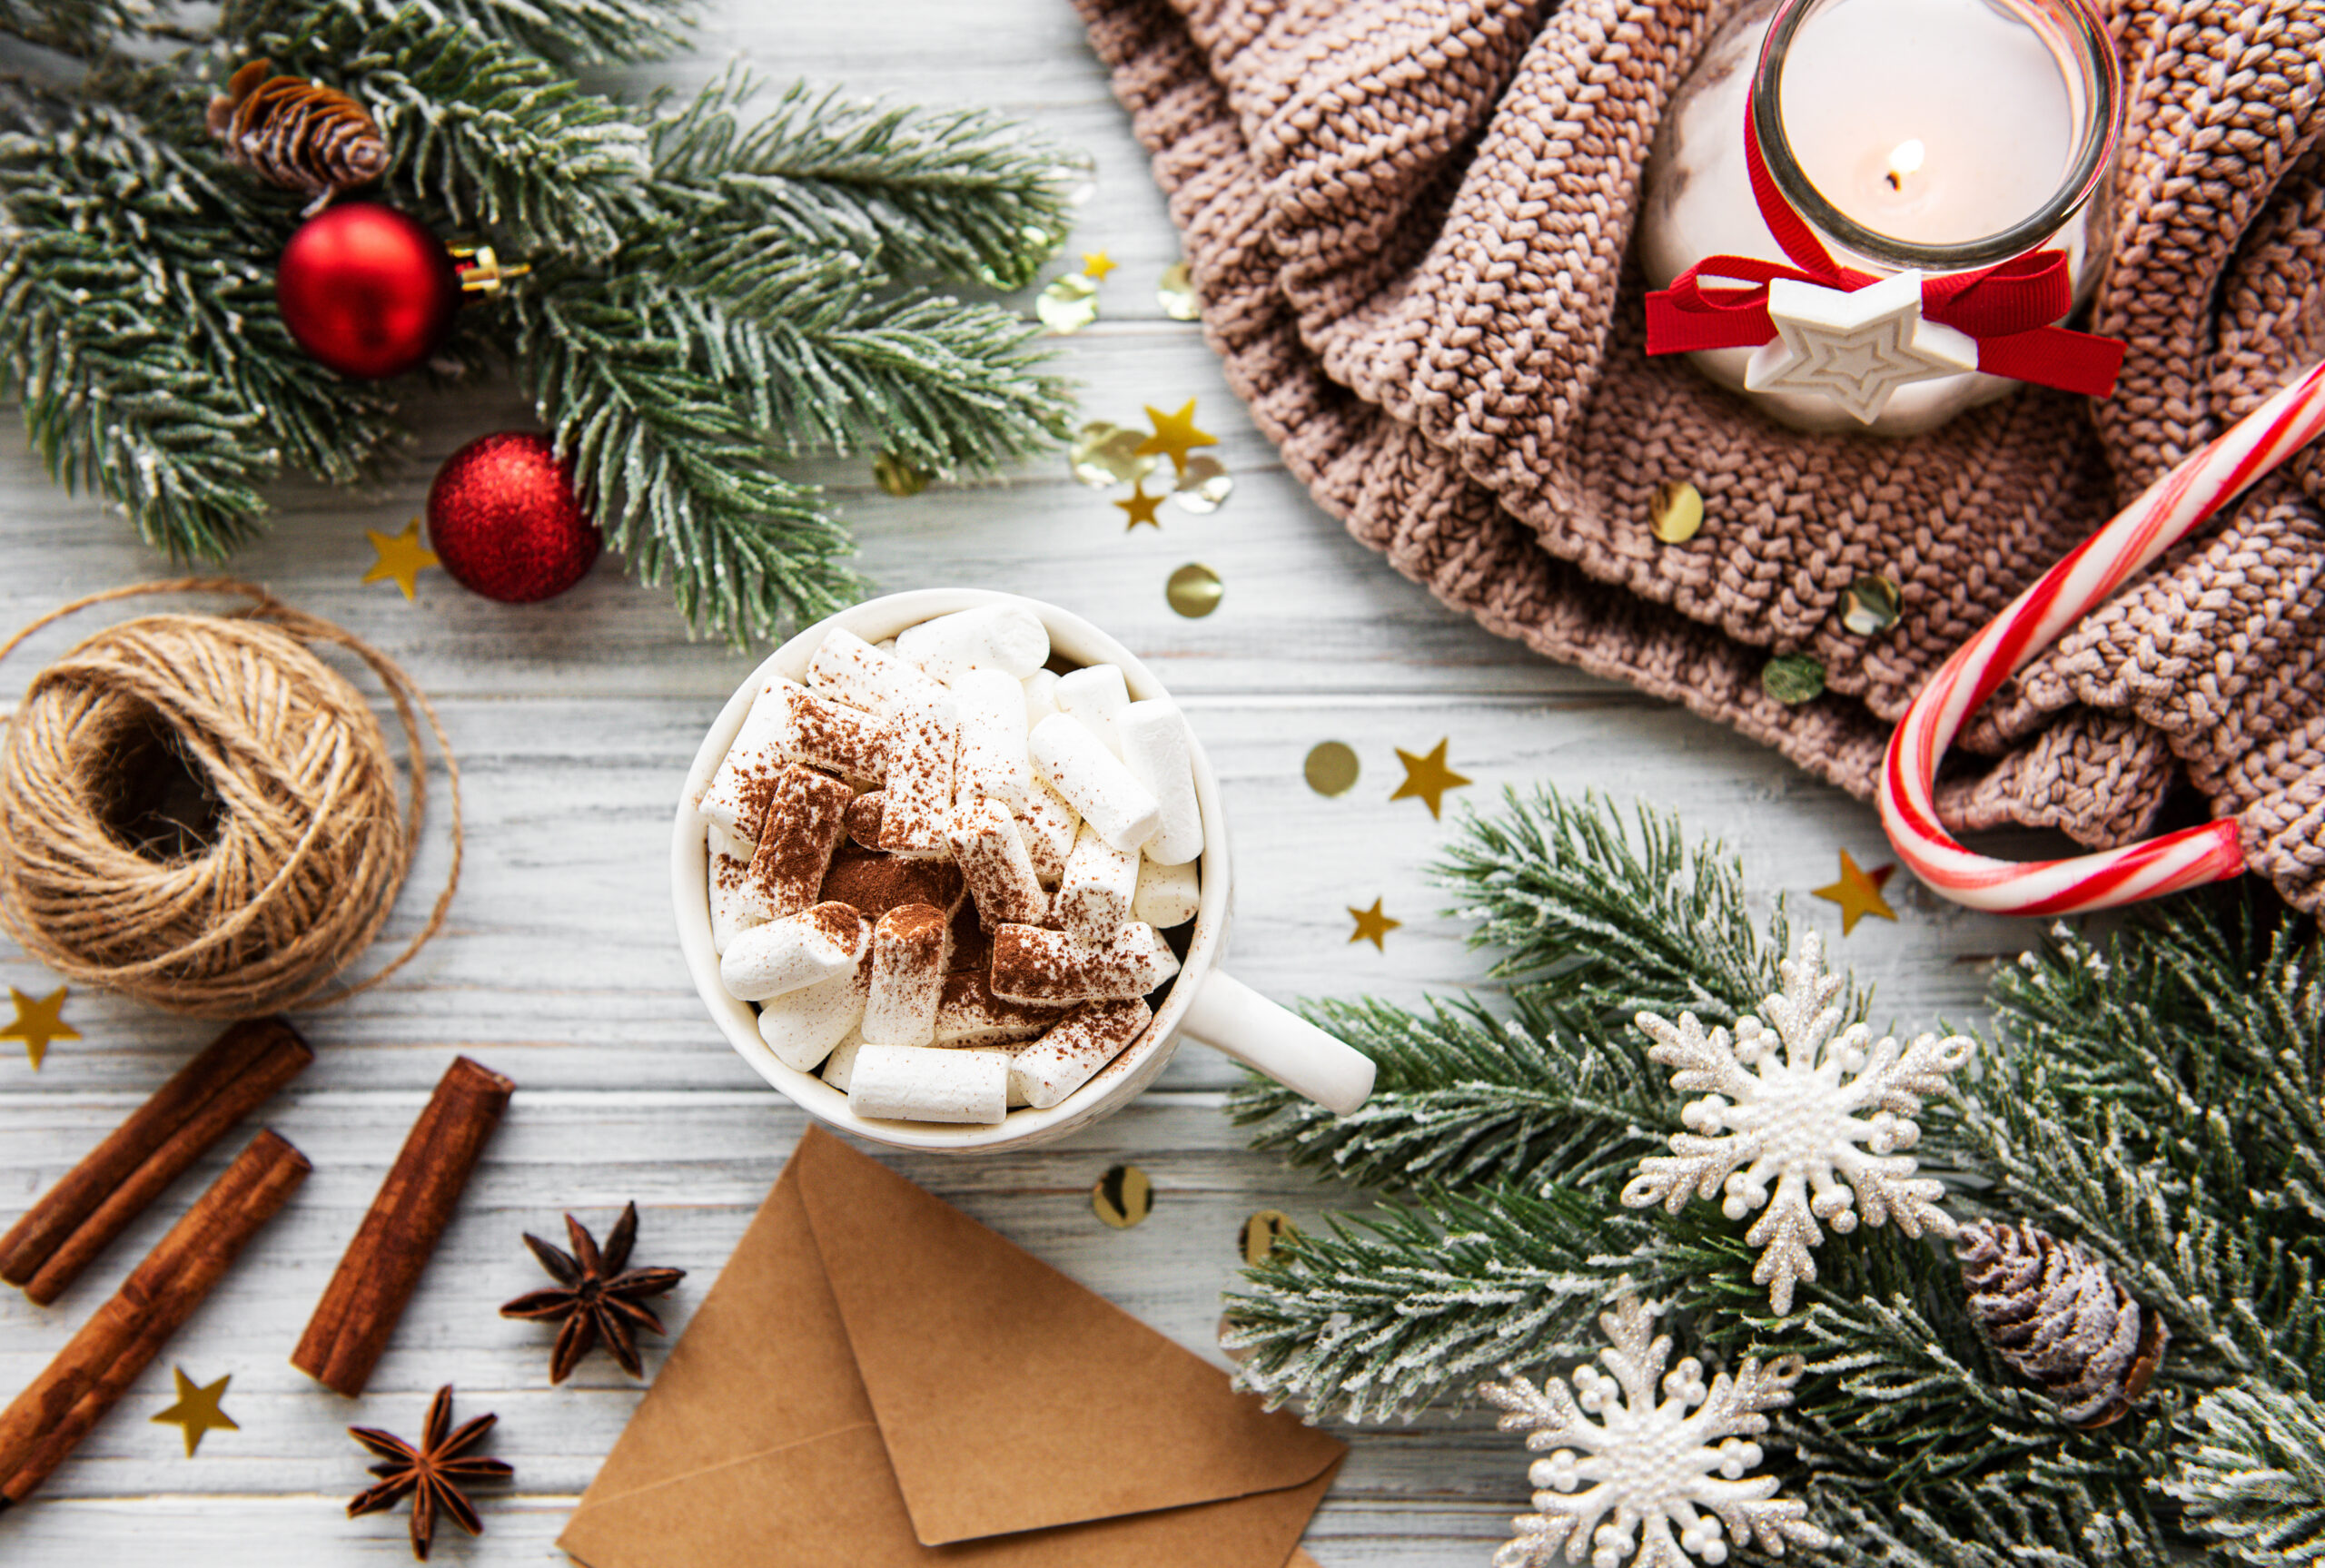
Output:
[[1619, 930, 1974, 1314], [1479, 1289, 1827, 1568]]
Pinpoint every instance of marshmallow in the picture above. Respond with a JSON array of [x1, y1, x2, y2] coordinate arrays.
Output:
[[1023, 668, 1062, 730], [719, 902, 871, 1001], [821, 1028, 867, 1092], [894, 606, 1049, 683], [708, 823, 776, 952], [934, 970, 1065, 1046], [807, 626, 947, 714], [1114, 700, 1203, 866], [1029, 714, 1161, 853], [877, 688, 958, 855], [1132, 856, 1202, 929], [1014, 777, 1080, 887], [846, 791, 886, 850], [748, 765, 855, 917], [757, 955, 869, 1072], [1054, 823, 1140, 943], [945, 799, 1049, 929], [849, 1045, 1012, 1125], [863, 903, 951, 1047], [951, 667, 1032, 810], [1010, 1000, 1152, 1110], [819, 844, 966, 921], [1054, 665, 1130, 755], [989, 921, 1180, 1005], [702, 683, 885, 837]]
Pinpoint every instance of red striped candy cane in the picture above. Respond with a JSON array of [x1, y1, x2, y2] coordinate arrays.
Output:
[[1880, 361, 2325, 915]]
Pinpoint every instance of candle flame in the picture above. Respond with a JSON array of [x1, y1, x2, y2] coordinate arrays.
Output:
[[1885, 138, 1926, 192]]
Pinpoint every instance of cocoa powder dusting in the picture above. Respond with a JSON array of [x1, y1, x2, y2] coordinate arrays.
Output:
[[751, 766, 854, 915], [846, 792, 885, 850], [819, 845, 965, 921], [803, 901, 867, 951], [784, 689, 886, 780], [879, 902, 948, 946]]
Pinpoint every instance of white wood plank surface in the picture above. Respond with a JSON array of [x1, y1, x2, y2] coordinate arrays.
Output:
[[0, 2, 2054, 1562]]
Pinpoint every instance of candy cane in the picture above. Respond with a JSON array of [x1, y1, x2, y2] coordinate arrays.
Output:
[[1880, 361, 2325, 916]]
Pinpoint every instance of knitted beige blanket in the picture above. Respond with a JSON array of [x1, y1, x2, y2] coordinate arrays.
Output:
[[1074, 0, 2325, 911]]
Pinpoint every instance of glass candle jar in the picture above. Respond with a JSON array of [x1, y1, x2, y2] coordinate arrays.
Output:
[[1638, 0, 2122, 436]]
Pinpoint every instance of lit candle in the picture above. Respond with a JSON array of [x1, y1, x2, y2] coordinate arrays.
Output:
[[1638, 0, 2115, 435]]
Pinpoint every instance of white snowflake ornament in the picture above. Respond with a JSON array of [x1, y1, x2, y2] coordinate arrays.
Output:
[[1620, 930, 1974, 1314], [1479, 1289, 1827, 1568]]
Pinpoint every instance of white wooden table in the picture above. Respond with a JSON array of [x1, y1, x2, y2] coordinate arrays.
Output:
[[0, 3, 2045, 1560]]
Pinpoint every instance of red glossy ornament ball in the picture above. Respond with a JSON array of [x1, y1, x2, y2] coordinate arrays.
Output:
[[426, 433, 601, 604], [275, 203, 459, 379]]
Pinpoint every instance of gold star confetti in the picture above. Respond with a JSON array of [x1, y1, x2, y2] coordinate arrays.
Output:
[[1304, 741, 1360, 797], [1036, 272, 1099, 334], [152, 1367, 239, 1457], [1389, 739, 1471, 819], [1080, 250, 1117, 281], [1, 985, 76, 1070], [1157, 261, 1201, 321], [1348, 898, 1401, 951], [363, 520, 440, 602], [1814, 850, 1899, 935], [1093, 1163, 1153, 1228], [1165, 562, 1223, 618], [1134, 399, 1218, 474], [1115, 484, 1163, 531]]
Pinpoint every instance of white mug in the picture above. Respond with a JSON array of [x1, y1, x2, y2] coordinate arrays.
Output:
[[670, 588, 1377, 1152]]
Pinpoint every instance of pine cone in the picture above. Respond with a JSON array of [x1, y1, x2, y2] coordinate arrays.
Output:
[[205, 59, 389, 212], [1956, 1218, 2169, 1427]]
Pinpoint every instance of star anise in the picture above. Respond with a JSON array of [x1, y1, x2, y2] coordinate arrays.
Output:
[[499, 1201, 686, 1383], [346, 1385, 513, 1562]]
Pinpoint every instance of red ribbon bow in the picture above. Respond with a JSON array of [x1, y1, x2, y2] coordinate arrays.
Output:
[[1642, 115, 2124, 399]]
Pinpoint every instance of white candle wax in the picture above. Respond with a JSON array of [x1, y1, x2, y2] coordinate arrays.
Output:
[[1780, 0, 2072, 248]]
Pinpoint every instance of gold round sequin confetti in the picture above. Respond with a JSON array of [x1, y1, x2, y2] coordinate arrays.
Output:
[[1069, 422, 1159, 489], [1092, 1163, 1153, 1228], [1842, 574, 1902, 636], [1240, 1210, 1297, 1266], [1165, 562, 1223, 618], [1650, 479, 1705, 544], [1157, 261, 1200, 321], [1304, 741, 1360, 797], [1170, 454, 1234, 514], [1037, 272, 1100, 334], [1762, 654, 1827, 705], [871, 450, 932, 498]]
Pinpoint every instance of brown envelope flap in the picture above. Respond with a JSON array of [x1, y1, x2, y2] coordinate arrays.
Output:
[[575, 1163, 876, 1510], [792, 1128, 1347, 1546], [562, 1420, 1342, 1568]]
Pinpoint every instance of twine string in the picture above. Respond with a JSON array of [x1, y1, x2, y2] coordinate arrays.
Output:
[[0, 579, 460, 1018]]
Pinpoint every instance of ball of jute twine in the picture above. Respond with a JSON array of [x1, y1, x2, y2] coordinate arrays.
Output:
[[0, 579, 460, 1019]]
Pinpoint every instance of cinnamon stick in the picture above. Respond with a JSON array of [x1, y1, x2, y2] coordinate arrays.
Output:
[[0, 1129, 309, 1511], [0, 1017, 313, 1305], [292, 1055, 513, 1397]]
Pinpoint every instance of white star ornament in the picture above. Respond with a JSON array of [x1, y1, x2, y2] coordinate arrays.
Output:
[[1744, 270, 1977, 424]]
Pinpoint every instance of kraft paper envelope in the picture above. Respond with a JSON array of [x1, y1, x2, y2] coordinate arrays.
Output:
[[559, 1127, 1347, 1568]]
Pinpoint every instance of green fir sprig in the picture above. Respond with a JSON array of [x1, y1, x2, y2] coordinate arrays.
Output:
[[1224, 786, 2325, 1568], [1, 0, 1076, 640]]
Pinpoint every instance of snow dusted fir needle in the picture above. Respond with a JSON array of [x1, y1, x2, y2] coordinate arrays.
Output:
[[1479, 1289, 1827, 1568], [1619, 930, 1974, 1314]]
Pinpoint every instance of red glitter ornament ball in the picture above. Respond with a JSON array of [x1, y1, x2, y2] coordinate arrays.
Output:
[[275, 203, 459, 379], [425, 433, 601, 604]]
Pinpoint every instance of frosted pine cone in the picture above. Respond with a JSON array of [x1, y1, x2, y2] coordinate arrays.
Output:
[[1956, 1218, 2168, 1427], [206, 60, 390, 213]]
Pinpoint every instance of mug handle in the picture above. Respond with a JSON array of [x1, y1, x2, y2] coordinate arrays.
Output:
[[1180, 971, 1376, 1115]]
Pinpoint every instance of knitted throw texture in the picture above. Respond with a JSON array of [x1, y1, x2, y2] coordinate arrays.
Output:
[[1074, 0, 2325, 911]]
